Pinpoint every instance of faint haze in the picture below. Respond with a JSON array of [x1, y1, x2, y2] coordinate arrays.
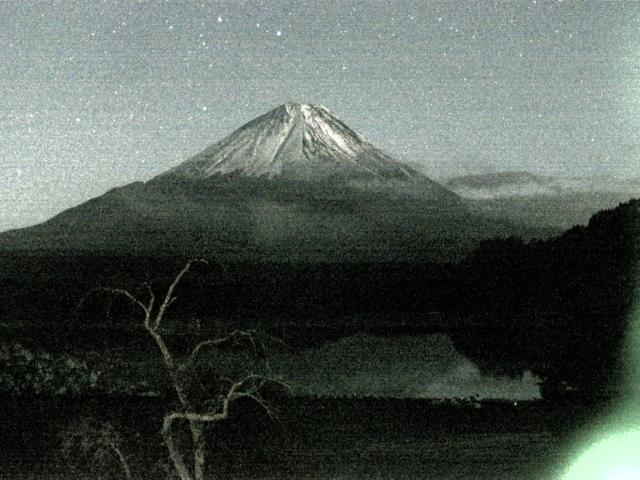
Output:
[[1, 0, 639, 231]]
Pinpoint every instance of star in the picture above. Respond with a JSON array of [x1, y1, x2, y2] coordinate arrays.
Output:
[[0, 0, 635, 234]]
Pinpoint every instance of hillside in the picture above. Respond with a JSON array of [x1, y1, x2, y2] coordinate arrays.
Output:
[[451, 198, 640, 398]]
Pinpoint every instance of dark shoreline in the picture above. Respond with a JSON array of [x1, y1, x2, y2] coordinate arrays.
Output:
[[0, 394, 600, 478]]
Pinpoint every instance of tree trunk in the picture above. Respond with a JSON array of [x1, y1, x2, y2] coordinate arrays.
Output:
[[163, 416, 194, 480], [191, 421, 207, 480]]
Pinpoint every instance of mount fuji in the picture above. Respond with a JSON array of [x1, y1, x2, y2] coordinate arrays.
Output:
[[0, 103, 537, 261], [163, 103, 421, 181]]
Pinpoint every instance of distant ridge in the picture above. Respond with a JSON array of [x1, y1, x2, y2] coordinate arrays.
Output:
[[446, 170, 640, 230]]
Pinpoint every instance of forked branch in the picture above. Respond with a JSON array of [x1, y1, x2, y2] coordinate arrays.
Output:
[[163, 373, 286, 432], [79, 258, 287, 480], [154, 258, 208, 331]]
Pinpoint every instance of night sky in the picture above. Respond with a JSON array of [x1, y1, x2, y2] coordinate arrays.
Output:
[[2, 0, 639, 231]]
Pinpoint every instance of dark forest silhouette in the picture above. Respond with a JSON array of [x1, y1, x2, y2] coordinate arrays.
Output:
[[1, 199, 637, 402]]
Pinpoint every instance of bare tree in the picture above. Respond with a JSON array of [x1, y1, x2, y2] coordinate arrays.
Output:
[[61, 417, 133, 480], [83, 259, 287, 480]]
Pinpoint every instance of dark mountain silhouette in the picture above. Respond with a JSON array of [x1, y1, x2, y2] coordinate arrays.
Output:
[[450, 198, 640, 400]]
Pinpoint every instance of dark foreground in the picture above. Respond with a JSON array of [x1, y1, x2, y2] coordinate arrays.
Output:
[[0, 395, 602, 479]]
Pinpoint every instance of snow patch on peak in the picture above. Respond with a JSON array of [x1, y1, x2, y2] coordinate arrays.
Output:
[[162, 103, 422, 182], [301, 106, 362, 155], [282, 102, 301, 116], [280, 102, 326, 111]]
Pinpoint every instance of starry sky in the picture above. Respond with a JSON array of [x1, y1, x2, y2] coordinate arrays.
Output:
[[2, 0, 639, 231]]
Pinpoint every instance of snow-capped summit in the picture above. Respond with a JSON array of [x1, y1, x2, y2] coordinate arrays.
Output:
[[162, 103, 421, 181]]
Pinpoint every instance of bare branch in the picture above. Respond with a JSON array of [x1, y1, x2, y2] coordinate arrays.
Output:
[[225, 373, 287, 419], [83, 258, 289, 480], [109, 288, 150, 314], [231, 392, 274, 417], [165, 373, 286, 430], [143, 282, 155, 312], [109, 443, 133, 480], [197, 249, 227, 278], [77, 287, 151, 323], [155, 258, 208, 330], [188, 329, 259, 364]]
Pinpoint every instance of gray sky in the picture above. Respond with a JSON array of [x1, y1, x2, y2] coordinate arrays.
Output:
[[2, 0, 639, 231]]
